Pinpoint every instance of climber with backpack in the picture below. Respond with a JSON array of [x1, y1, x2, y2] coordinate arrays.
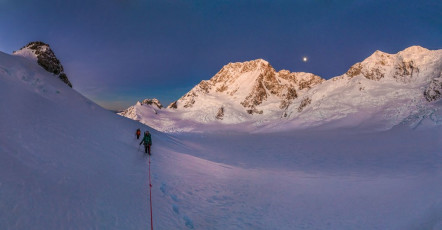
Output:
[[139, 131, 152, 155], [136, 128, 141, 139]]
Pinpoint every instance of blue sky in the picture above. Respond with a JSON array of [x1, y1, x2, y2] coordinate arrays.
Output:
[[0, 0, 440, 110]]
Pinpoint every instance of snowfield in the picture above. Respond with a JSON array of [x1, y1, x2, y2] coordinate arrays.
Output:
[[1, 49, 442, 229]]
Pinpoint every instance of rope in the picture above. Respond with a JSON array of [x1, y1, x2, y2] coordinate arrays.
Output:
[[148, 154, 154, 230]]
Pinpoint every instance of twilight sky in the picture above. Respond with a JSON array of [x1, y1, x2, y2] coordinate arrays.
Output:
[[0, 0, 441, 111]]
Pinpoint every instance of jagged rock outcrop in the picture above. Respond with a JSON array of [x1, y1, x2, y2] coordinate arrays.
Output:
[[216, 107, 224, 120], [297, 97, 311, 113], [141, 98, 163, 109], [424, 76, 442, 102], [168, 101, 178, 109], [13, 41, 72, 88]]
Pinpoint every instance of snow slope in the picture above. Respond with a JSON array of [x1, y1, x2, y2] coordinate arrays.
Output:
[[2, 48, 442, 229], [121, 46, 442, 132], [0, 50, 164, 229]]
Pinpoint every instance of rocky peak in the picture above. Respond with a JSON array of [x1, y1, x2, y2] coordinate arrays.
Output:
[[13, 41, 72, 88], [141, 98, 163, 109], [424, 74, 442, 102]]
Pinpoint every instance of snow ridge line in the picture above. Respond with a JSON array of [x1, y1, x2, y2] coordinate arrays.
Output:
[[149, 155, 154, 230]]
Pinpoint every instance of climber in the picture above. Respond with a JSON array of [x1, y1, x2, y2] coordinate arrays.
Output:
[[136, 128, 141, 139], [139, 131, 152, 155]]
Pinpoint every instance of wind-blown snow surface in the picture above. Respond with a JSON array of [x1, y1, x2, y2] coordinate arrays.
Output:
[[2, 50, 442, 229]]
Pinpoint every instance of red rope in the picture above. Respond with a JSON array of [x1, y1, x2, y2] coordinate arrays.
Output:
[[148, 154, 153, 230]]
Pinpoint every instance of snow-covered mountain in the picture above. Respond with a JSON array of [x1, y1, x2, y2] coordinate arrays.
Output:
[[13, 41, 72, 88], [276, 45, 442, 131], [168, 59, 324, 117], [120, 46, 442, 132]]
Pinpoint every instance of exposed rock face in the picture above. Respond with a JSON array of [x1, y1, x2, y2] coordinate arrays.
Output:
[[216, 107, 224, 120], [393, 59, 418, 83], [424, 76, 442, 102], [168, 101, 178, 109], [297, 97, 311, 113], [13, 41, 73, 88], [141, 98, 163, 109]]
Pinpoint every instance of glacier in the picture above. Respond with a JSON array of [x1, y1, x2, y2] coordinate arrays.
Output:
[[1, 47, 442, 229]]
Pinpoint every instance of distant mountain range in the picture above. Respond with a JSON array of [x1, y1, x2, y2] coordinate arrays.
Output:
[[120, 46, 442, 132]]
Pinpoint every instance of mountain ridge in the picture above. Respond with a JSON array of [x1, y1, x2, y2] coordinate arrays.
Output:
[[120, 45, 442, 132]]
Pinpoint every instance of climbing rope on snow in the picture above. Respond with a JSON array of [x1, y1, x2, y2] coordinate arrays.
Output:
[[148, 154, 154, 230]]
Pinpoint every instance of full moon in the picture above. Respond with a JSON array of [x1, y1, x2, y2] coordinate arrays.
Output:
[[302, 57, 308, 62]]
